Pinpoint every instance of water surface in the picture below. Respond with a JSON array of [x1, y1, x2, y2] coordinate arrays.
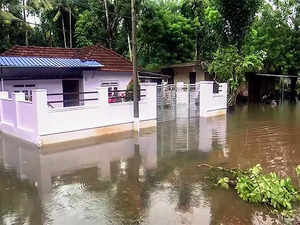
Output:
[[1, 104, 300, 225]]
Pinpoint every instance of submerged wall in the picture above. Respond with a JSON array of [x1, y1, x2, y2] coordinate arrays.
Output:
[[0, 84, 157, 147], [0, 82, 227, 146]]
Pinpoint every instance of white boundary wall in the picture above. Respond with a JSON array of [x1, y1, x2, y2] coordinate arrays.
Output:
[[0, 84, 157, 146], [0, 82, 227, 146], [199, 81, 227, 117]]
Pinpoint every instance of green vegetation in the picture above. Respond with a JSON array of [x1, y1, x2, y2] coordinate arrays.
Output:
[[208, 46, 265, 104], [213, 164, 300, 217], [0, 0, 298, 103]]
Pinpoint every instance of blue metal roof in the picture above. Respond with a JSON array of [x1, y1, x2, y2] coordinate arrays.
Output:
[[0, 56, 103, 68]]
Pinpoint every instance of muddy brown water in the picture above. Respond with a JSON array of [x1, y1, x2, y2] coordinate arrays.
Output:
[[1, 104, 300, 225]]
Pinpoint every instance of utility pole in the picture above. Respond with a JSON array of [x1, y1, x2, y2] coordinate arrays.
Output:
[[131, 0, 139, 131]]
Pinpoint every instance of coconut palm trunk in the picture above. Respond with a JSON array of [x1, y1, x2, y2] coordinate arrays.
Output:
[[102, 0, 112, 49], [61, 16, 67, 48], [23, 0, 28, 46], [69, 7, 72, 48]]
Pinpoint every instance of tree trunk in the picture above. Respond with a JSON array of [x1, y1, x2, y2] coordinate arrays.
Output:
[[102, 0, 112, 49], [131, 0, 139, 119], [69, 7, 72, 48], [128, 34, 132, 61], [62, 16, 67, 48], [23, 0, 28, 46]]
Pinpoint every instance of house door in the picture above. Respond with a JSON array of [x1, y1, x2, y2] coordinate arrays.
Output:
[[63, 80, 79, 107], [189, 72, 196, 84]]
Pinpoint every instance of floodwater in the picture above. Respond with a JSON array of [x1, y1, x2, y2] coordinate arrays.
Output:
[[1, 104, 300, 225]]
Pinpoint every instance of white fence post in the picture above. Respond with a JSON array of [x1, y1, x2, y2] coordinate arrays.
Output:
[[32, 89, 48, 145], [0, 91, 8, 124], [199, 81, 227, 117], [141, 84, 157, 103], [12, 92, 25, 129], [140, 83, 157, 121], [97, 87, 109, 105]]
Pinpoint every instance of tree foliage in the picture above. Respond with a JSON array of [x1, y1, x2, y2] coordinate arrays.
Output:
[[0, 0, 298, 78], [138, 0, 199, 70], [209, 45, 264, 104], [212, 0, 262, 49], [244, 0, 299, 74]]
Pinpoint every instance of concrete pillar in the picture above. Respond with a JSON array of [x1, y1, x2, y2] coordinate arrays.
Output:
[[97, 87, 109, 105], [0, 91, 8, 123], [0, 91, 8, 99], [12, 92, 25, 128], [32, 89, 48, 146]]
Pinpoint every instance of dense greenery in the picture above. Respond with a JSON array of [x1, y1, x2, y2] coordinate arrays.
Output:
[[215, 164, 300, 217], [0, 0, 299, 75], [208, 45, 265, 104]]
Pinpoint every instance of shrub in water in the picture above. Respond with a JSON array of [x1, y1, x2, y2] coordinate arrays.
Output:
[[216, 164, 300, 217]]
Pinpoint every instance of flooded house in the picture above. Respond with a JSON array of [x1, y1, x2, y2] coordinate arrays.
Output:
[[0, 45, 134, 107], [160, 61, 208, 84]]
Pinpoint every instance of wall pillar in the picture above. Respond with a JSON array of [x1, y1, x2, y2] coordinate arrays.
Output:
[[12, 92, 25, 129], [32, 89, 48, 146], [0, 91, 8, 123], [199, 81, 227, 117], [97, 87, 109, 105]]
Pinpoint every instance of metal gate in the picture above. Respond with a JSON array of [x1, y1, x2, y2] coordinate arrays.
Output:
[[157, 84, 200, 122]]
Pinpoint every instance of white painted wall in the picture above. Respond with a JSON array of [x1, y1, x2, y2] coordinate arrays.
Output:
[[199, 81, 228, 117], [0, 84, 157, 146], [3, 71, 132, 108], [82, 71, 132, 105], [39, 85, 157, 135], [4, 79, 64, 108], [0, 92, 39, 144], [83, 71, 131, 90]]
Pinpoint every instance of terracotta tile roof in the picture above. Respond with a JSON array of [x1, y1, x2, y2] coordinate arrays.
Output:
[[2, 45, 133, 72]]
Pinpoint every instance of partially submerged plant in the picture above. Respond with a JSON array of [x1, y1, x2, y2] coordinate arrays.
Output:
[[296, 165, 300, 176], [235, 165, 299, 217], [214, 164, 300, 217]]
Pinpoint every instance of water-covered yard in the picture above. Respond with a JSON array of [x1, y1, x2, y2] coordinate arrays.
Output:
[[1, 104, 300, 225]]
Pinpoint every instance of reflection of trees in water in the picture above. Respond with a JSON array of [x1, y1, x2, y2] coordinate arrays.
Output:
[[146, 148, 284, 225], [205, 188, 282, 225], [0, 166, 44, 225], [110, 144, 150, 224]]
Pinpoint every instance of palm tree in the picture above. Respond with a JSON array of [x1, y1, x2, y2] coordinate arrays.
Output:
[[53, 0, 67, 48], [23, 0, 52, 45], [52, 0, 73, 48]]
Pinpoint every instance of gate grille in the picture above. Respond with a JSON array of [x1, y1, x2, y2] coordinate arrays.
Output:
[[157, 84, 200, 122]]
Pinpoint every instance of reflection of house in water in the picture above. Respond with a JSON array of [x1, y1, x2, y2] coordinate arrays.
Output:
[[157, 116, 227, 155], [0, 133, 157, 198]]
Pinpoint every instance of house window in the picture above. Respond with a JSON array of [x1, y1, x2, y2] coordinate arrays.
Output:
[[13, 84, 36, 101]]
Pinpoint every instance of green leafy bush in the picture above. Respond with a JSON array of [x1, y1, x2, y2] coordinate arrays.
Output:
[[236, 165, 299, 214], [215, 164, 300, 217]]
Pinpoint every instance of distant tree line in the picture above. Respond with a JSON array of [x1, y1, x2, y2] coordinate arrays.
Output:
[[0, 0, 299, 76]]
